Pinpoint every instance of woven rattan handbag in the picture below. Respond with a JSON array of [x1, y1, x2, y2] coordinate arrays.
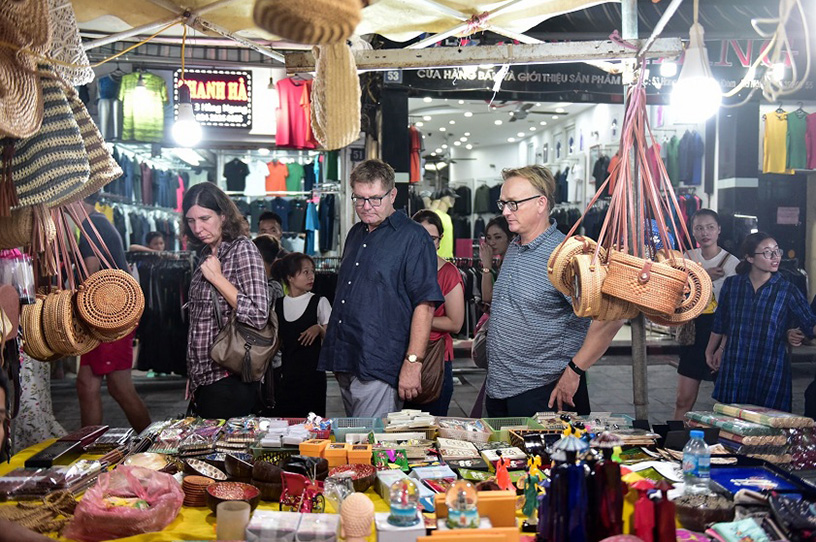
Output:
[[570, 254, 605, 318], [76, 269, 144, 339], [21, 295, 60, 361], [548, 236, 602, 296], [42, 290, 99, 356], [642, 253, 714, 325], [601, 250, 688, 315]]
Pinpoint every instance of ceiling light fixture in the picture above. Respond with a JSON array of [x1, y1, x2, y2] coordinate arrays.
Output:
[[449, 120, 456, 125], [442, 144, 448, 149], [415, 121, 424, 127], [423, 97, 433, 103], [465, 144, 473, 150], [422, 115, 432, 121], [529, 127, 536, 131], [507, 137, 516, 142], [494, 120, 503, 125], [172, 25, 202, 147], [659, 60, 678, 77], [454, 141, 461, 146], [551, 115, 559, 120], [539, 121, 547, 126], [555, 107, 565, 113], [458, 100, 465, 104], [439, 127, 446, 131], [671, 5, 721, 123], [435, 148, 442, 153], [516, 132, 525, 137], [464, 111, 473, 117], [464, 132, 471, 136], [459, 137, 467, 142]]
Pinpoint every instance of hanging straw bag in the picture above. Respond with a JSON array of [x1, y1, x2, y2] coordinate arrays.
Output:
[[548, 236, 602, 296], [601, 250, 688, 315], [21, 295, 60, 361]]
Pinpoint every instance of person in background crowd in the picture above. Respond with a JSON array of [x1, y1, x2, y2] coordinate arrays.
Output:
[[77, 193, 151, 433], [252, 234, 285, 413], [0, 369, 56, 542], [183, 183, 269, 419], [258, 211, 284, 240], [128, 231, 166, 253], [486, 166, 623, 417], [403, 210, 465, 416], [706, 232, 816, 412], [673, 210, 739, 419], [271, 253, 332, 417], [478, 216, 512, 306], [319, 159, 443, 418]]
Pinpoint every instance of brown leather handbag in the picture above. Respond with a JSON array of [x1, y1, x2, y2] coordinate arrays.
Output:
[[209, 287, 280, 383], [412, 337, 446, 404]]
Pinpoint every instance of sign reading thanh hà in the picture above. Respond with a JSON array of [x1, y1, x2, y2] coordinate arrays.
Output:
[[173, 69, 252, 128]]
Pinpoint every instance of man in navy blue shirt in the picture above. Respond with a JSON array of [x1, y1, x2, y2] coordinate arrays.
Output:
[[319, 160, 443, 417]]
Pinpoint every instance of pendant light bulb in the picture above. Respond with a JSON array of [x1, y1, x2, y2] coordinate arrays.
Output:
[[671, 22, 721, 123], [173, 85, 202, 147]]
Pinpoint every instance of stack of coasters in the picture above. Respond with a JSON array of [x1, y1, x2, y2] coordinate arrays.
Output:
[[182, 475, 214, 507]]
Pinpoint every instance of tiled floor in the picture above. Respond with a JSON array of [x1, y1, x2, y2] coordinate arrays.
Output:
[[48, 352, 816, 432]]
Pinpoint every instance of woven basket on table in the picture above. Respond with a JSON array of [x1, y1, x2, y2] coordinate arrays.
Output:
[[601, 250, 688, 315], [642, 257, 712, 325], [76, 269, 144, 338], [42, 290, 99, 356], [548, 235, 603, 296], [21, 295, 60, 361]]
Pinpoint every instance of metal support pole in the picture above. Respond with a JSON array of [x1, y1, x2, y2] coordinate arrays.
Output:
[[621, 0, 650, 421]]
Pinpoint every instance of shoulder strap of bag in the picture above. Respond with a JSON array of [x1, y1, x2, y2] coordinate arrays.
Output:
[[210, 286, 224, 329], [718, 251, 731, 268]]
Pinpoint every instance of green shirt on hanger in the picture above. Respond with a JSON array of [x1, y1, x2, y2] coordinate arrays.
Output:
[[118, 72, 168, 143], [286, 162, 305, 192], [666, 135, 680, 186], [325, 150, 339, 181], [787, 112, 807, 170]]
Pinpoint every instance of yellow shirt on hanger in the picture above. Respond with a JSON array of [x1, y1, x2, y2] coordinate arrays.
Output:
[[763, 112, 788, 174], [433, 208, 454, 260], [95, 203, 114, 223]]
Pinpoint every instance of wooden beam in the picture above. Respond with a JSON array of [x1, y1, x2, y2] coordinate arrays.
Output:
[[285, 38, 682, 74]]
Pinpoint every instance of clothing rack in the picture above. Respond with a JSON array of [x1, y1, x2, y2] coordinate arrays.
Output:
[[128, 250, 194, 261], [99, 192, 180, 215]]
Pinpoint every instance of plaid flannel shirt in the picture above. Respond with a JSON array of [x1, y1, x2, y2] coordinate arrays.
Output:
[[186, 236, 269, 393]]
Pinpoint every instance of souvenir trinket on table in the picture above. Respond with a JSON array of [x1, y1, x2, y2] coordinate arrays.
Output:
[[278, 471, 325, 513], [522, 456, 544, 528], [494, 452, 513, 492], [631, 479, 656, 542], [387, 478, 420, 527], [654, 480, 676, 542], [542, 435, 590, 542], [372, 449, 409, 471], [445, 480, 479, 529], [590, 432, 625, 540], [340, 492, 374, 542]]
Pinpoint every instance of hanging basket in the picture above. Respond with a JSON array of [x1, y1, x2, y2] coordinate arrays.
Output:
[[0, 206, 33, 249], [548, 236, 603, 296], [90, 322, 137, 344], [597, 289, 640, 321], [21, 295, 60, 361], [570, 254, 606, 318], [641, 257, 712, 325], [76, 269, 144, 335], [42, 290, 99, 356], [601, 250, 688, 315]]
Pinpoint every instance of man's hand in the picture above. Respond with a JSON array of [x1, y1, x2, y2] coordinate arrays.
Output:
[[398, 360, 422, 401], [788, 328, 806, 347], [200, 255, 223, 283], [706, 267, 725, 281], [299, 325, 322, 346], [548, 365, 580, 411]]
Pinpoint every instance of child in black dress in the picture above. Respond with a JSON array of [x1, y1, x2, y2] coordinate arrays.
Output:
[[271, 253, 331, 417]]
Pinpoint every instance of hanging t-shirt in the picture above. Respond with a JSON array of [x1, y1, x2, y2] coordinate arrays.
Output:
[[688, 132, 705, 186], [764, 112, 789, 174], [325, 151, 339, 181], [304, 163, 316, 191], [786, 112, 807, 170], [665, 136, 680, 185], [275, 78, 315, 149], [188, 169, 209, 185], [266, 160, 288, 193], [433, 208, 454, 259], [807, 113, 816, 170], [244, 160, 268, 197], [118, 72, 168, 143], [409, 126, 422, 183], [286, 163, 305, 192], [223, 159, 249, 192], [304, 201, 320, 255]]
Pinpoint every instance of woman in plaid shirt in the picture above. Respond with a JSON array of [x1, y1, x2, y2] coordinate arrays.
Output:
[[705, 232, 816, 412], [182, 183, 269, 418]]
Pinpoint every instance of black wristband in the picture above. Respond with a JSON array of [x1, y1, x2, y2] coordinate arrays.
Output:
[[568, 360, 585, 377]]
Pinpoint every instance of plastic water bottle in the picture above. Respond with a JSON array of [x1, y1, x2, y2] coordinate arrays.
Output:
[[682, 429, 711, 494]]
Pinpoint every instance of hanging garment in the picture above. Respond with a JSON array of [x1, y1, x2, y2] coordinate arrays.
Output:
[[288, 199, 308, 232], [318, 194, 336, 253], [787, 111, 808, 170], [245, 160, 269, 197], [266, 160, 289, 193], [807, 113, 816, 169], [223, 158, 249, 193], [409, 125, 422, 183], [453, 185, 472, 215], [665, 136, 680, 185], [763, 112, 789, 174], [304, 202, 320, 255], [286, 162, 305, 192], [97, 74, 120, 140], [304, 162, 316, 191], [118, 71, 168, 143], [275, 77, 316, 149], [433, 208, 454, 259], [473, 184, 491, 214]]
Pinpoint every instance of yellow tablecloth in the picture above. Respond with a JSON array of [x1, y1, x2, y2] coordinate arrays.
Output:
[[0, 441, 391, 541]]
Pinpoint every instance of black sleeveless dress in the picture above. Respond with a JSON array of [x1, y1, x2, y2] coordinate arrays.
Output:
[[274, 294, 327, 417]]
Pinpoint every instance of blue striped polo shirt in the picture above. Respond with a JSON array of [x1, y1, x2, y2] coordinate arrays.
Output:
[[486, 220, 591, 399]]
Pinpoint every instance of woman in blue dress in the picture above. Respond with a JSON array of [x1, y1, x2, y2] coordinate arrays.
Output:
[[705, 232, 816, 411]]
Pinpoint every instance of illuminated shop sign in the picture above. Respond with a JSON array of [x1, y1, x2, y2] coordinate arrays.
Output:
[[173, 69, 252, 128]]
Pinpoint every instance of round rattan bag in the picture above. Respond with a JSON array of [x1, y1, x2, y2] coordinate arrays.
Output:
[[90, 322, 137, 343], [21, 295, 60, 361], [76, 269, 144, 336], [0, 206, 33, 249], [570, 254, 606, 318], [42, 290, 99, 356], [642, 258, 712, 325], [548, 236, 603, 296]]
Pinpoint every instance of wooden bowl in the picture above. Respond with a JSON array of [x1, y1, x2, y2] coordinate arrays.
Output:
[[224, 453, 254, 479], [328, 464, 376, 492], [206, 482, 261, 514]]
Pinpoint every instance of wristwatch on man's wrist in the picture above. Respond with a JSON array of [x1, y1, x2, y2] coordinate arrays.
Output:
[[406, 354, 423, 364], [567, 359, 585, 377]]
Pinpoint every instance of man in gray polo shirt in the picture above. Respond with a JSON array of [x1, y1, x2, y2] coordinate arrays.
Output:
[[485, 165, 623, 416]]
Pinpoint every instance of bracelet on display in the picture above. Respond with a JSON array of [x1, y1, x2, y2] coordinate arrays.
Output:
[[567, 360, 585, 377]]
